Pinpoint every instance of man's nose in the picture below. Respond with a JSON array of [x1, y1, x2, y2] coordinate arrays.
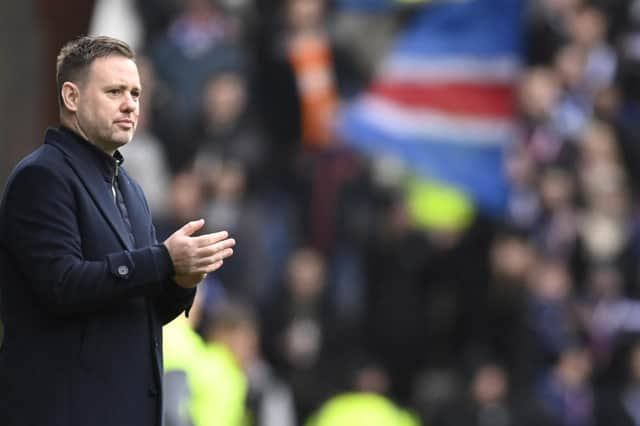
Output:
[[121, 94, 137, 112]]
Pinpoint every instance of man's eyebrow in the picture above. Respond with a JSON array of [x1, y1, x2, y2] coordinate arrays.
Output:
[[102, 83, 142, 92]]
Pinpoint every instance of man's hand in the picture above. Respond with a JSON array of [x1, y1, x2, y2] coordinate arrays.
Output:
[[173, 272, 207, 289], [164, 219, 235, 288]]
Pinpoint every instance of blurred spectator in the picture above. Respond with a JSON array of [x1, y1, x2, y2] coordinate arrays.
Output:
[[147, 0, 246, 172], [305, 361, 420, 426], [245, 357, 297, 426], [285, 0, 340, 150], [552, 44, 592, 139], [433, 362, 552, 426], [260, 246, 356, 422], [199, 299, 260, 426], [578, 267, 640, 369], [526, 256, 581, 363], [164, 287, 261, 426], [591, 335, 636, 426], [283, 0, 364, 149], [571, 120, 639, 296], [567, 4, 616, 98], [517, 67, 566, 167], [362, 184, 493, 403], [526, 0, 577, 66], [250, 0, 364, 184], [480, 229, 538, 390], [618, 340, 640, 425], [305, 392, 419, 426], [575, 168, 633, 279], [155, 171, 205, 240], [197, 157, 270, 301], [577, 120, 622, 177], [191, 65, 298, 303], [534, 165, 579, 259], [163, 287, 208, 426], [505, 142, 542, 230], [134, 0, 181, 45], [535, 344, 595, 426], [410, 369, 463, 425], [194, 69, 266, 190], [361, 189, 432, 402]]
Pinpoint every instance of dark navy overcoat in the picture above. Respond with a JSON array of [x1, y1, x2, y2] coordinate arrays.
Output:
[[0, 126, 194, 426]]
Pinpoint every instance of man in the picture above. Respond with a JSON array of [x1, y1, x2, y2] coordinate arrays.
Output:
[[163, 295, 258, 426], [0, 36, 236, 426]]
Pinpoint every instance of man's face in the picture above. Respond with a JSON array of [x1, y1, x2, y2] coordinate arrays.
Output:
[[76, 55, 141, 153]]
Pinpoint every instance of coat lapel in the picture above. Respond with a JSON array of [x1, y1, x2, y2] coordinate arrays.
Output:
[[66, 157, 135, 251], [46, 130, 134, 251]]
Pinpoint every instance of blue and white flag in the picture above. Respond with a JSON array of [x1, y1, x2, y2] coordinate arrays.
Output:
[[337, 0, 523, 215]]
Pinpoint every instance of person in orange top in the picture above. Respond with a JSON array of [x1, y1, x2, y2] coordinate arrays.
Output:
[[285, 0, 340, 150]]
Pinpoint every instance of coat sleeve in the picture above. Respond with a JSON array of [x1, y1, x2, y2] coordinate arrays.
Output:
[[150, 222, 196, 325], [127, 175, 196, 325], [3, 164, 175, 316]]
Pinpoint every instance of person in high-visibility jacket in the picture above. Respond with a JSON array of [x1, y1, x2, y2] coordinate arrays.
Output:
[[305, 392, 421, 426], [163, 305, 208, 426], [163, 289, 258, 426]]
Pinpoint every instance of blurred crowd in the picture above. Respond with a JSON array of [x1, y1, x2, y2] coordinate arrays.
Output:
[[108, 0, 640, 425]]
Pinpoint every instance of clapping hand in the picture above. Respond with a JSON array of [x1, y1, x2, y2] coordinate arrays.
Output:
[[163, 219, 235, 288]]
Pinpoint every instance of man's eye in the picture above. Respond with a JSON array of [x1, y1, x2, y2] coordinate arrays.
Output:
[[108, 89, 121, 95]]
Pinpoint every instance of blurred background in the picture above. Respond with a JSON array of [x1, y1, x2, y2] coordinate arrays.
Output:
[[6, 0, 640, 424]]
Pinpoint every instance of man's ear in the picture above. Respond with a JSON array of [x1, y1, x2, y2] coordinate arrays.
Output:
[[61, 82, 80, 112]]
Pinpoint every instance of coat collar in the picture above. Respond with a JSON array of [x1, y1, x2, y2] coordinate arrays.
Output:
[[55, 126, 124, 183], [44, 126, 134, 251]]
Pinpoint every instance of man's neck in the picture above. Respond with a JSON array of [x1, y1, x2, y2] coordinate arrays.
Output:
[[59, 114, 116, 156]]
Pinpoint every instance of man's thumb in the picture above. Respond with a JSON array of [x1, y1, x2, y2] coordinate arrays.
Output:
[[179, 219, 205, 236]]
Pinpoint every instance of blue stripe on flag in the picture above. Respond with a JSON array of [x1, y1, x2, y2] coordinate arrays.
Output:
[[340, 109, 508, 214], [393, 0, 523, 57]]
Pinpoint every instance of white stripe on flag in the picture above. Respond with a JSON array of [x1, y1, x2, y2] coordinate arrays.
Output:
[[380, 55, 520, 84], [356, 94, 515, 145]]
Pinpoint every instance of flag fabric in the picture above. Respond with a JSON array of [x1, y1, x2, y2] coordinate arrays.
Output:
[[337, 0, 523, 215]]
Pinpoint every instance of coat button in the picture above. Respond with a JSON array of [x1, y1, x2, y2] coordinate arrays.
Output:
[[117, 265, 129, 276]]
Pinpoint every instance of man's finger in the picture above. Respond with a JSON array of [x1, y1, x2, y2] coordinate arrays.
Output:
[[195, 248, 234, 268], [177, 219, 205, 237], [195, 239, 236, 257], [193, 231, 230, 248], [218, 247, 234, 260], [205, 260, 224, 273]]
